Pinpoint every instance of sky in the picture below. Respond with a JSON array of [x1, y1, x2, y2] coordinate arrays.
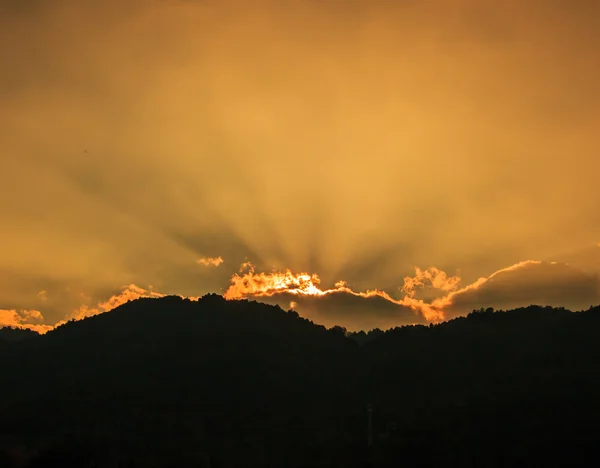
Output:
[[1, 0, 599, 333]]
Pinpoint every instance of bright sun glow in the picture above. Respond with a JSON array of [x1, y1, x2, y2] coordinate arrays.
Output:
[[223, 262, 455, 321]]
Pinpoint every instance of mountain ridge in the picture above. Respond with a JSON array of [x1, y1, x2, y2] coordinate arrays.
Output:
[[1, 297, 600, 467]]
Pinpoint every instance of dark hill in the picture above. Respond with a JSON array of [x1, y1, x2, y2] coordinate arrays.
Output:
[[1, 295, 363, 467], [1, 297, 600, 467]]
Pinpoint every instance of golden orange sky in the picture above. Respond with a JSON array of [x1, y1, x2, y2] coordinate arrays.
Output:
[[1, 0, 599, 332]]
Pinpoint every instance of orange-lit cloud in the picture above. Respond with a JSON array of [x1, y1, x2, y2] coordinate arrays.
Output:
[[401, 267, 461, 297], [224, 262, 445, 324], [0, 284, 170, 334], [221, 260, 600, 330], [224, 262, 325, 299], [0, 308, 53, 334], [224, 262, 394, 304], [72, 284, 166, 321], [441, 260, 599, 316], [196, 256, 224, 267], [2, 260, 599, 335]]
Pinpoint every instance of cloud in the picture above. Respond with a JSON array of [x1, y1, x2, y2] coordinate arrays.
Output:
[[396, 260, 600, 321], [1, 284, 170, 334], [3, 259, 599, 335], [37, 290, 48, 301], [224, 262, 324, 299], [221, 260, 600, 331], [72, 284, 167, 321], [1, 0, 599, 321], [262, 290, 426, 332], [401, 267, 461, 298], [223, 262, 441, 330], [442, 260, 600, 317], [196, 256, 224, 267], [0, 308, 53, 334]]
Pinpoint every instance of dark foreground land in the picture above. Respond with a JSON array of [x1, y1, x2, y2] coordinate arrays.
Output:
[[1, 295, 600, 467]]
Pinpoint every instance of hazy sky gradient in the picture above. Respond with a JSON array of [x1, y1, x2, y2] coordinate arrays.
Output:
[[1, 0, 599, 331]]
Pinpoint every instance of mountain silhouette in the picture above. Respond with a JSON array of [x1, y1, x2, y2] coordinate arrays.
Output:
[[1, 295, 600, 467]]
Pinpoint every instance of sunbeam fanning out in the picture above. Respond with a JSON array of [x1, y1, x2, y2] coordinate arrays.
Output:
[[1, 2, 600, 465], [0, 0, 599, 331]]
